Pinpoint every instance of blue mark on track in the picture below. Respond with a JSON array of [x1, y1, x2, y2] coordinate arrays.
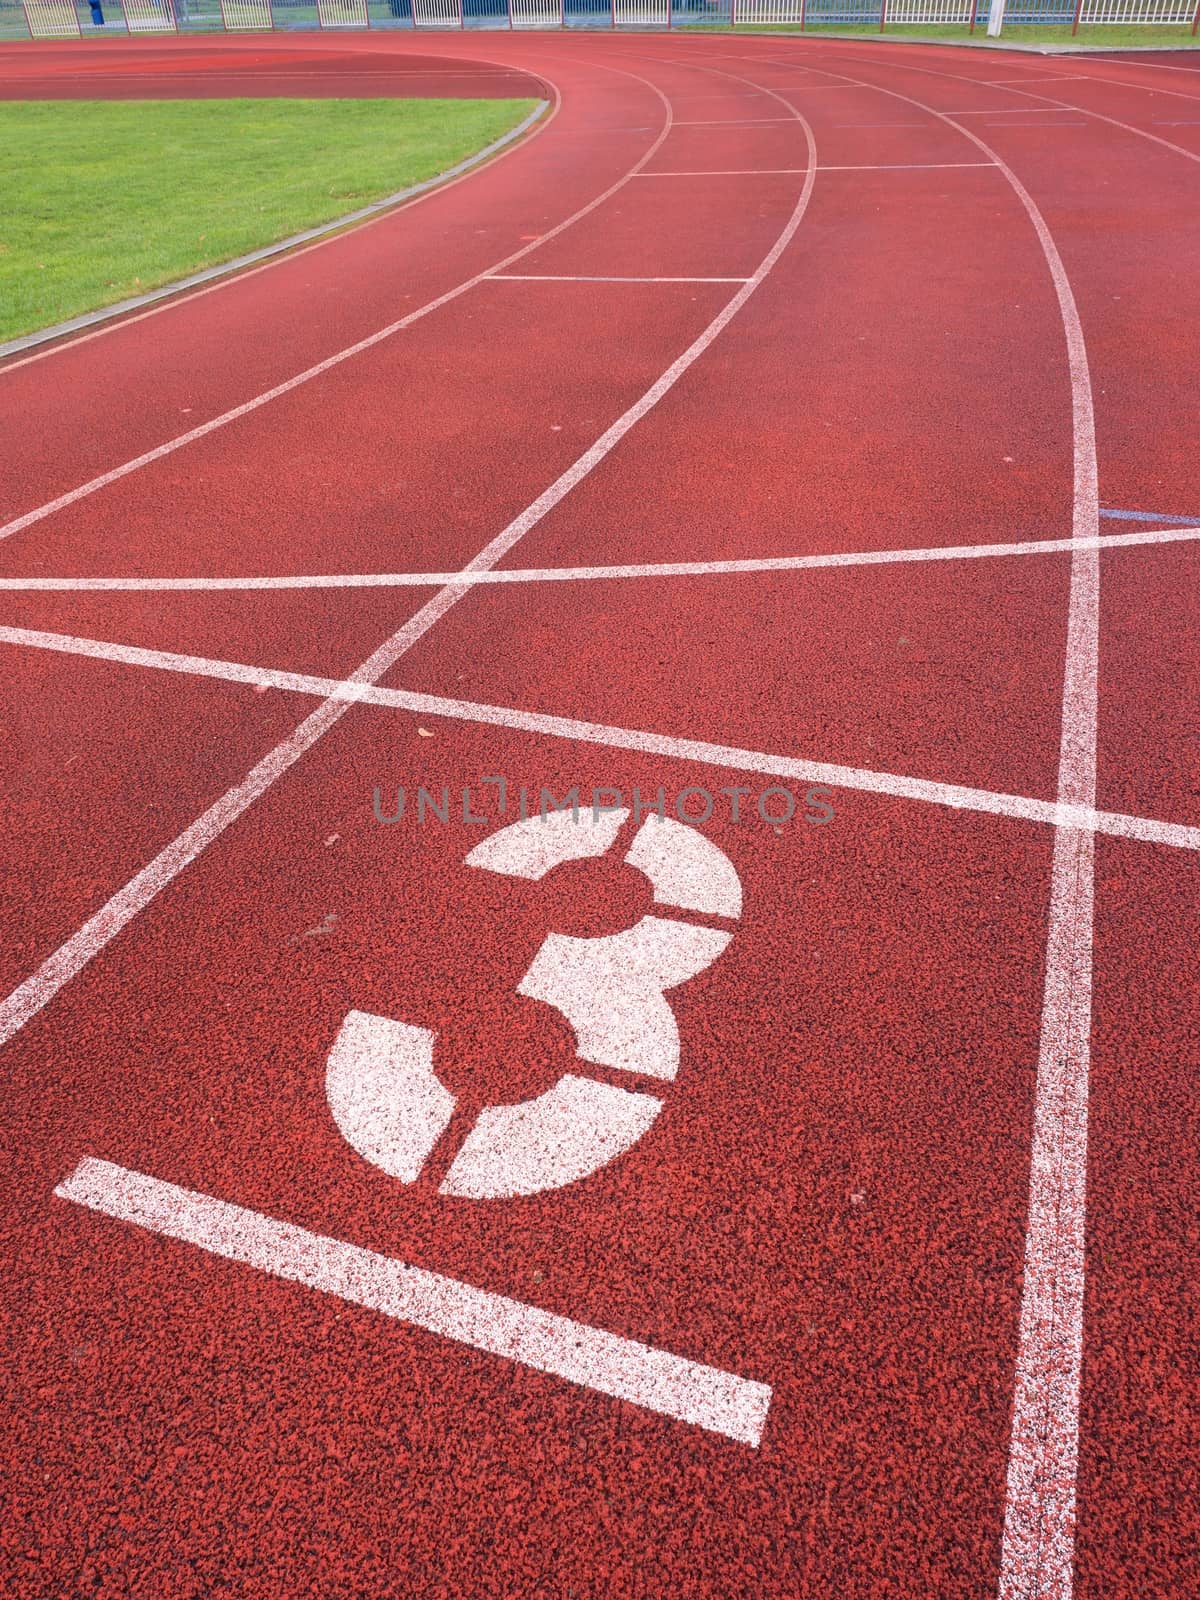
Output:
[[1100, 508, 1200, 527]]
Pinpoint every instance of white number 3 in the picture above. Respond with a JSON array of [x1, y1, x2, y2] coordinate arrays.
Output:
[[325, 808, 741, 1199]]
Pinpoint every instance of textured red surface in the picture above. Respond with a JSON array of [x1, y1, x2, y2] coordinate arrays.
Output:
[[1, 30, 1197, 1600]]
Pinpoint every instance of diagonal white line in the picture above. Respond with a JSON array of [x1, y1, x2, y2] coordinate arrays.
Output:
[[56, 1157, 771, 1446], [0, 625, 1195, 857], [3, 521, 1198, 593]]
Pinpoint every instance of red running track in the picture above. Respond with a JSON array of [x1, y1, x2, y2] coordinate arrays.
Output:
[[0, 31, 1197, 1600]]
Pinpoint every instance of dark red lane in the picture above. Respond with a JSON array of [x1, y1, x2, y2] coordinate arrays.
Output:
[[505, 169, 804, 278], [0, 583, 442, 676], [1097, 541, 1200, 829], [0, 648, 314, 994], [1, 698, 1050, 1598], [1078, 839, 1200, 1600]]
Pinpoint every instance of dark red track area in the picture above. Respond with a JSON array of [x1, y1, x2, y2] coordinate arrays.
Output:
[[1, 32, 1197, 1600]]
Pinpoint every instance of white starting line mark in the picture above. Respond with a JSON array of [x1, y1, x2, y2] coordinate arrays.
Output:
[[55, 1157, 771, 1448]]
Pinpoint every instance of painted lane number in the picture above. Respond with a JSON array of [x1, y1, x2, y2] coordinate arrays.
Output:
[[325, 808, 741, 1198]]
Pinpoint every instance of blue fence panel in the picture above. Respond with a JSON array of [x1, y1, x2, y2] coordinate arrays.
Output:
[[672, 0, 732, 24], [463, 0, 508, 24], [365, 0, 415, 25], [563, 0, 611, 25]]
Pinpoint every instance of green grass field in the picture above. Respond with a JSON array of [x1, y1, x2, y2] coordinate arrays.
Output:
[[0, 96, 539, 343]]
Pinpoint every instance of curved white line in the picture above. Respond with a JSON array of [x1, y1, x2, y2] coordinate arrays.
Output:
[[731, 46, 1105, 1598]]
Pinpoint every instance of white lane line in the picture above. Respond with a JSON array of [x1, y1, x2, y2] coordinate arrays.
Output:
[[487, 274, 751, 283], [817, 160, 998, 170], [0, 95, 820, 1050], [986, 98, 1099, 1600], [1090, 58, 1200, 73], [0, 63, 675, 547], [6, 521, 1197, 593], [698, 51, 1111, 1598], [56, 1157, 770, 1447], [1048, 74, 1200, 105], [1, 625, 1195, 857]]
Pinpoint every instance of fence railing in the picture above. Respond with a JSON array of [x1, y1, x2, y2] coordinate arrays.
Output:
[[8, 0, 1199, 34]]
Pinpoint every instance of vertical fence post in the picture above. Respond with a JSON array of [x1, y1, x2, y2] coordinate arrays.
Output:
[[986, 0, 1004, 36], [1192, 0, 1198, 33], [1070, 0, 1084, 33], [731, 0, 736, 27], [969, 0, 976, 34], [800, 0, 806, 28], [879, 0, 887, 28]]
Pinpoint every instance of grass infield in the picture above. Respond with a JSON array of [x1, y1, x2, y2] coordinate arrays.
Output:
[[0, 95, 539, 343]]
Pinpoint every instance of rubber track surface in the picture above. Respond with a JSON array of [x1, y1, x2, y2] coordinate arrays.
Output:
[[0, 31, 1196, 1600]]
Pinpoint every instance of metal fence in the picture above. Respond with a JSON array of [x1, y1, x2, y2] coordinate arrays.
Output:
[[10, 0, 1200, 31]]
